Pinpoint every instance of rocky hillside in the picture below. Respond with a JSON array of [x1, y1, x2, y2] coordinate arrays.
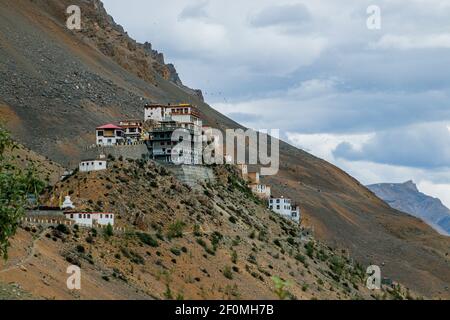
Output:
[[0, 158, 416, 300], [368, 181, 450, 236], [0, 0, 449, 298]]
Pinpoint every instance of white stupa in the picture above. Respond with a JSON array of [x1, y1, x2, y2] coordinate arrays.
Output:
[[61, 195, 75, 210]]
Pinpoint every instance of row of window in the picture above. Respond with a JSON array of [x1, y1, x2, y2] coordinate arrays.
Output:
[[97, 139, 114, 144], [81, 162, 103, 166], [269, 206, 298, 218], [97, 130, 123, 137], [69, 214, 112, 219], [269, 199, 291, 204], [269, 205, 291, 210]]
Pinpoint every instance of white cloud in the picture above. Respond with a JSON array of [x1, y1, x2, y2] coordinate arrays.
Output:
[[285, 132, 373, 161], [371, 34, 450, 50], [249, 3, 311, 28], [286, 133, 450, 208], [418, 181, 450, 208], [333, 122, 450, 169]]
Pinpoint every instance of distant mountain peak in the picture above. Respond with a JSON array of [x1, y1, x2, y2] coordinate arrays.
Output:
[[402, 180, 418, 191], [367, 181, 450, 236]]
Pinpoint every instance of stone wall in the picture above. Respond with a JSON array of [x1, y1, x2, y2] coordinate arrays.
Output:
[[165, 164, 216, 188]]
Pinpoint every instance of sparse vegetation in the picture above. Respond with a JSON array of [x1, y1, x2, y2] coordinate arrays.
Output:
[[136, 232, 159, 247], [272, 276, 291, 300], [223, 266, 233, 280], [0, 127, 45, 259], [167, 220, 185, 239], [103, 223, 114, 238]]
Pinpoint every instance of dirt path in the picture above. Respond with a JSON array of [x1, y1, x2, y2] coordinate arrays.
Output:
[[0, 229, 47, 274]]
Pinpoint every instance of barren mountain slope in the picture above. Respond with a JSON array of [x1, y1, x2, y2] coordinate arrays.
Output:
[[0, 0, 449, 298], [1, 159, 415, 300]]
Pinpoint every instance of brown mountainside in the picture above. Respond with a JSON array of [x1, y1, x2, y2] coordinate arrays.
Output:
[[0, 0, 449, 298]]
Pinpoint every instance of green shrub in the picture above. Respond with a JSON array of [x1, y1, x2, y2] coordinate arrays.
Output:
[[136, 232, 159, 247], [272, 276, 291, 300], [170, 247, 181, 256], [287, 237, 295, 246], [231, 250, 238, 264], [223, 266, 233, 280], [228, 216, 237, 224], [120, 247, 145, 265], [150, 181, 158, 188], [103, 223, 114, 238], [167, 220, 185, 239], [295, 254, 306, 264], [305, 241, 315, 258], [56, 224, 70, 235], [329, 256, 346, 276], [211, 231, 223, 248], [193, 224, 202, 237]]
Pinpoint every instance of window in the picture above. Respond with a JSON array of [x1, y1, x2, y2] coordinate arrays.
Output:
[[100, 214, 103, 218], [276, 205, 280, 210], [79, 214, 82, 219], [70, 214, 74, 219], [99, 162, 102, 165], [292, 212, 297, 217], [97, 130, 104, 137]]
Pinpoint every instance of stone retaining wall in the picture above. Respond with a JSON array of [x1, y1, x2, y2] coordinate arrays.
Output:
[[165, 164, 216, 188]]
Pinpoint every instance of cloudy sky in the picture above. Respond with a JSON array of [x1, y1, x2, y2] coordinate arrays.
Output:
[[103, 0, 450, 207]]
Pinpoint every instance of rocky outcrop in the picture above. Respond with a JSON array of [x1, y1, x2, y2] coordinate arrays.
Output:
[[39, 0, 204, 100]]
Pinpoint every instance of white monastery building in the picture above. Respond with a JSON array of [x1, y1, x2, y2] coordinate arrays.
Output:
[[251, 184, 272, 199], [145, 104, 202, 126], [65, 212, 115, 227], [79, 159, 107, 172], [96, 124, 124, 146], [247, 171, 272, 199], [145, 104, 203, 165], [119, 120, 143, 144], [268, 197, 301, 223]]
